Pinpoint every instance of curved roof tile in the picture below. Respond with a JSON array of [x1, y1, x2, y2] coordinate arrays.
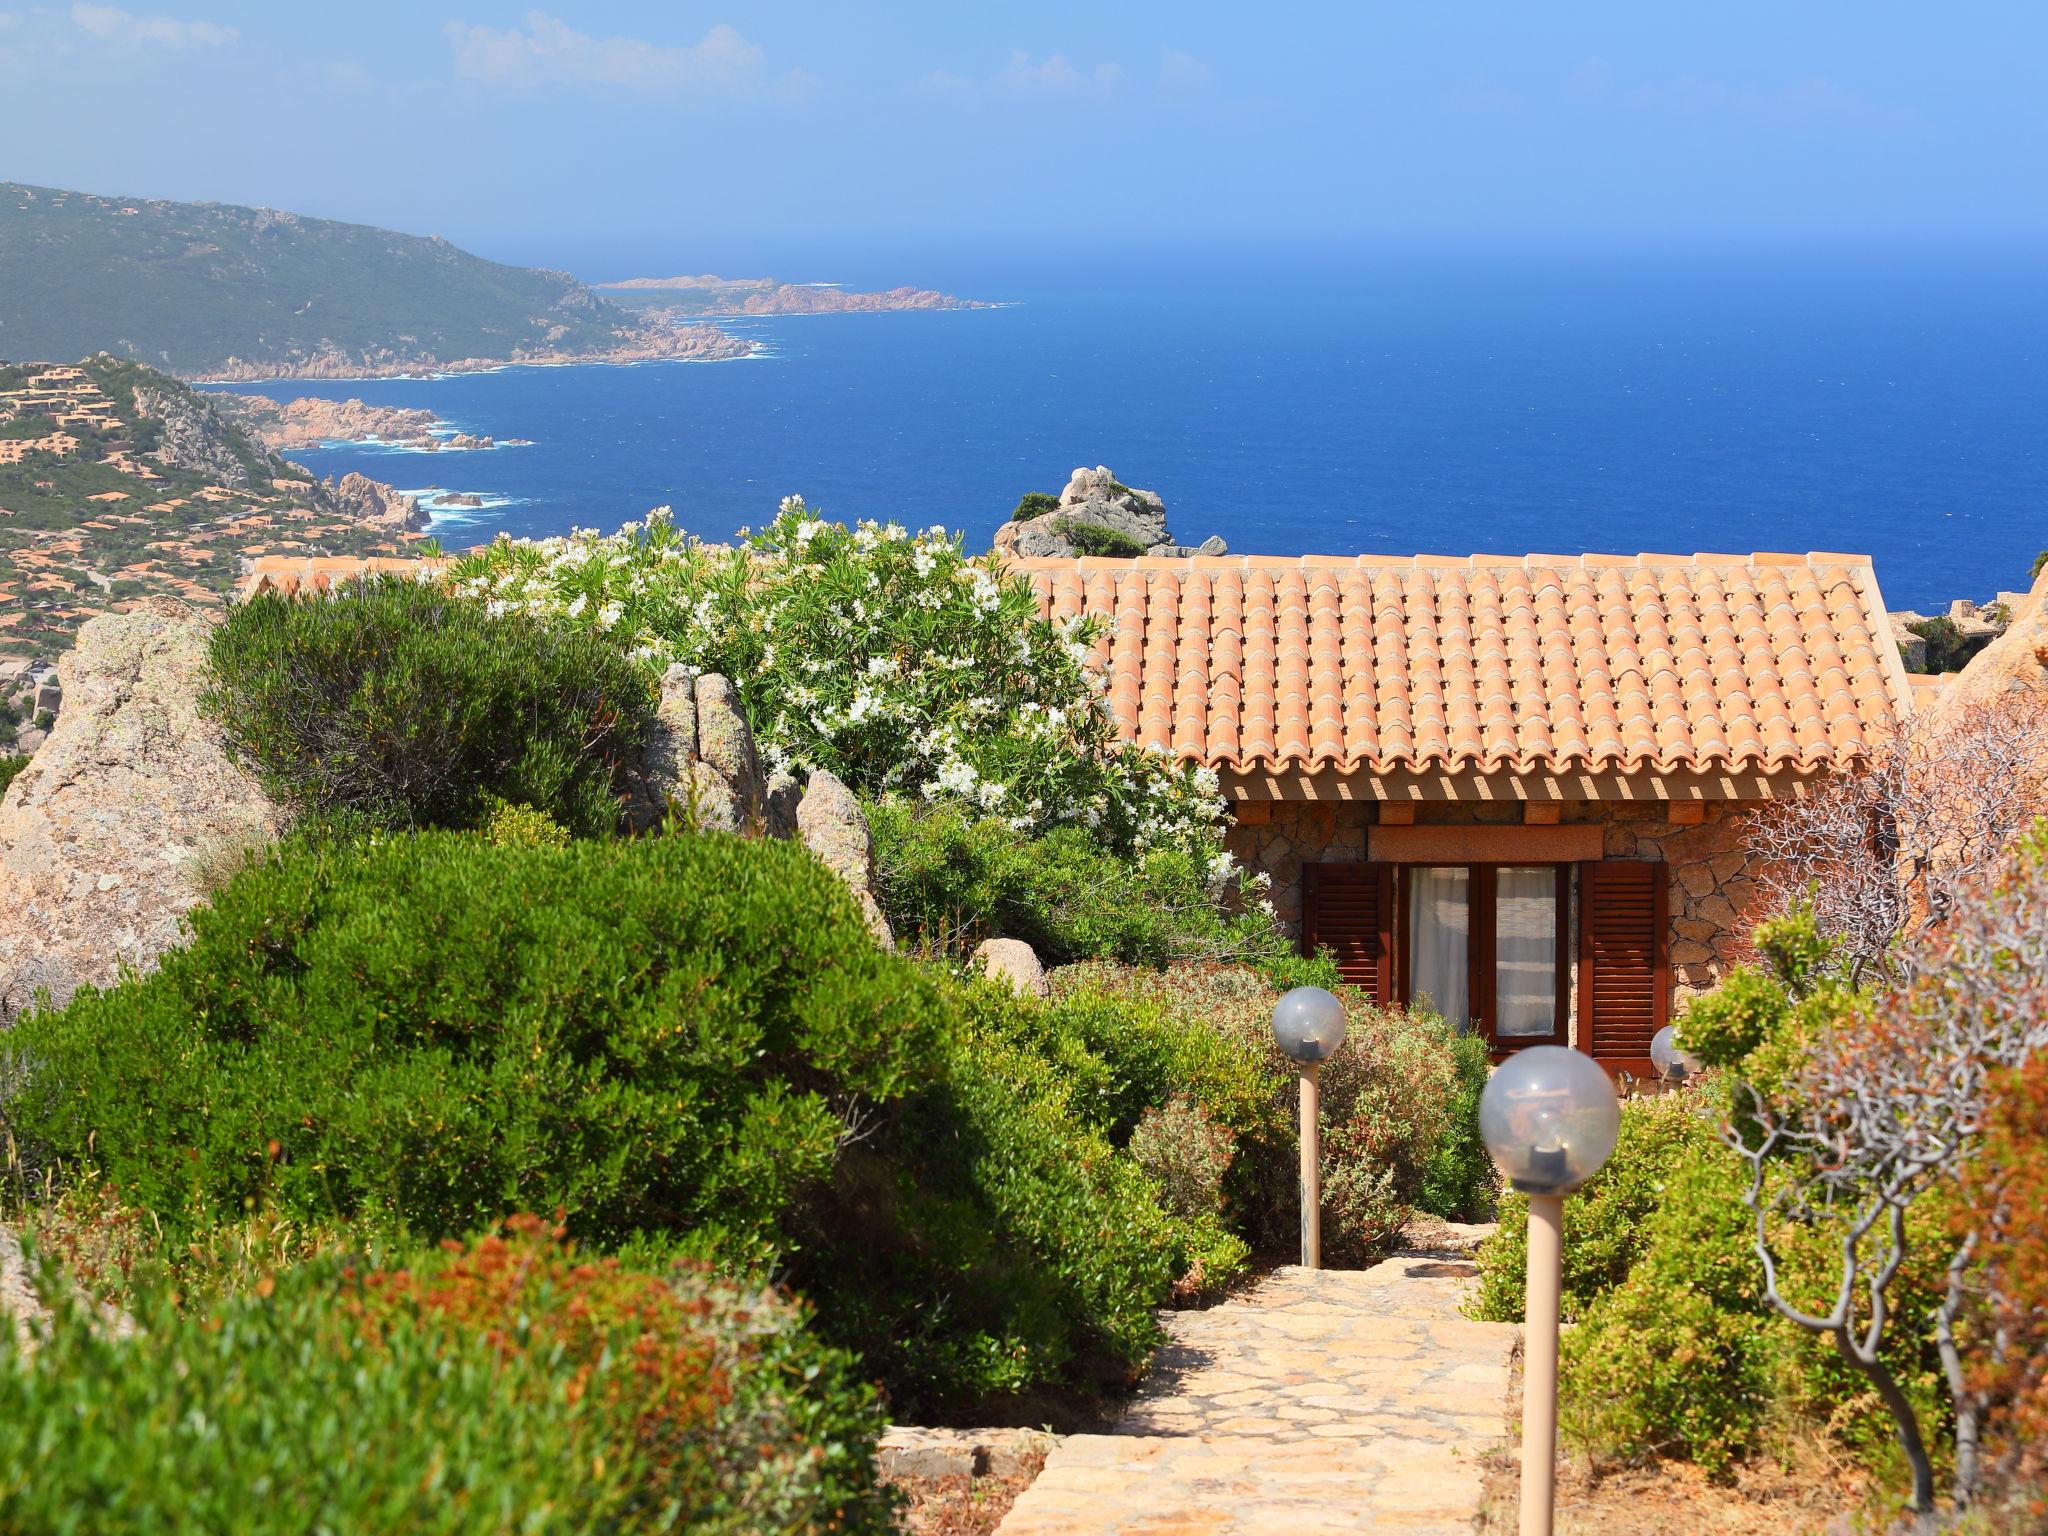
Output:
[[1011, 550, 1912, 775]]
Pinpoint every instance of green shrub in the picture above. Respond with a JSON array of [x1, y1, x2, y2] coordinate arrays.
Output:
[[8, 830, 948, 1266], [1472, 1077, 1953, 1475], [1257, 950, 1343, 992], [0, 1221, 894, 1535], [0, 753, 26, 799], [1053, 964, 1496, 1256], [204, 577, 651, 836], [868, 798, 1284, 967], [1012, 491, 1060, 518], [1056, 519, 1147, 559], [1470, 1083, 1721, 1324], [480, 794, 570, 847], [9, 832, 1191, 1417], [1129, 1095, 1236, 1225], [1907, 615, 1988, 675], [782, 982, 1219, 1415], [1559, 1138, 1952, 1475]]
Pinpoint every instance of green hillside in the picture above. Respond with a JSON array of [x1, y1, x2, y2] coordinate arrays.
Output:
[[0, 355, 417, 654], [0, 182, 637, 377]]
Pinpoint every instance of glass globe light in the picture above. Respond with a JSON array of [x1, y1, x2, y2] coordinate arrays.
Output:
[[1478, 1046, 1620, 1195], [1271, 986, 1347, 1064], [1649, 1024, 1702, 1083]]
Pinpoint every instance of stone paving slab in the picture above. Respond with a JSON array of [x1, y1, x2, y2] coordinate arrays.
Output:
[[995, 1254, 1515, 1536]]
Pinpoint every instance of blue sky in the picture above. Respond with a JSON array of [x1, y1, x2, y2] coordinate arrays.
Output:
[[3, 3, 2044, 275]]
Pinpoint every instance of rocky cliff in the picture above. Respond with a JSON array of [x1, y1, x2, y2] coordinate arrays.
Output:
[[0, 601, 280, 1021], [327, 472, 428, 534]]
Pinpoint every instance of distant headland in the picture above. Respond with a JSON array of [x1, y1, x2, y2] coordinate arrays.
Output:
[[595, 274, 993, 317], [2, 183, 989, 384]]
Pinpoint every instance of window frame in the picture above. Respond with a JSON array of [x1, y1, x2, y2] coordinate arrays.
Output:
[[1394, 861, 1570, 1052]]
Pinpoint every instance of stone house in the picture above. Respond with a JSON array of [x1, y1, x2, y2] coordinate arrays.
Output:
[[236, 548, 1913, 1077], [1022, 551, 1912, 1076]]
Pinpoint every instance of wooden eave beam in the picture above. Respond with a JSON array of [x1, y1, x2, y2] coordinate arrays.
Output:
[[1219, 764, 1822, 804]]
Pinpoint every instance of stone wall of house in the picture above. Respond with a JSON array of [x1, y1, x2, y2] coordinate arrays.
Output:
[[1223, 799, 1762, 1035]]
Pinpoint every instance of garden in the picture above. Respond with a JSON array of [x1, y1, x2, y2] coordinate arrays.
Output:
[[0, 501, 2043, 1533]]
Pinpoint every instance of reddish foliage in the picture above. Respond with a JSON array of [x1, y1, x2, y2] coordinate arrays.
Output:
[[350, 1214, 733, 1467], [1968, 1056, 2048, 1499]]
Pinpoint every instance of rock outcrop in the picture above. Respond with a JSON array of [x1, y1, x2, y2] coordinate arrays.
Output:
[[992, 466, 1227, 561], [326, 472, 428, 534], [0, 601, 281, 1021], [1926, 565, 2048, 720], [626, 667, 762, 835], [797, 770, 894, 946], [972, 937, 1048, 998], [625, 672, 889, 942], [0, 658, 62, 755]]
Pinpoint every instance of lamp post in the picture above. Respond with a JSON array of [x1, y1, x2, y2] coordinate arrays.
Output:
[[1649, 1024, 1701, 1084], [1478, 1046, 1620, 1536], [1271, 985, 1346, 1269]]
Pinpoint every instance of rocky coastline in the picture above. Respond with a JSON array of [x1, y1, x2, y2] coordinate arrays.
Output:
[[190, 322, 755, 383], [220, 395, 529, 454]]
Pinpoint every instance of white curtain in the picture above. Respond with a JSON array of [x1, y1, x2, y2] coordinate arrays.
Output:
[[1406, 866, 1470, 1028], [1494, 865, 1559, 1037]]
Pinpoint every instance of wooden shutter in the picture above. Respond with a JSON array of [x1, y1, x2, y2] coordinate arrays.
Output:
[[1577, 861, 1669, 1065], [1302, 863, 1392, 1005]]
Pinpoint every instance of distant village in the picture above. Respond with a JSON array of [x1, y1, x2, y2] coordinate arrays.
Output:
[[0, 360, 418, 655]]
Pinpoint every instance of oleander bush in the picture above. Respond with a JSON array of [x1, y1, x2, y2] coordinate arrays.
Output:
[[5, 830, 1195, 1416], [450, 501, 1233, 862], [0, 1219, 894, 1536], [204, 576, 651, 837], [867, 798, 1285, 966]]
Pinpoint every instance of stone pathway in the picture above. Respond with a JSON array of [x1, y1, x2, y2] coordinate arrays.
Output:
[[995, 1251, 1517, 1535]]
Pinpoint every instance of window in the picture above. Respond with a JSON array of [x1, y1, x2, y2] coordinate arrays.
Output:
[[1396, 863, 1567, 1048], [1302, 854, 1670, 1064], [1494, 866, 1563, 1038], [1404, 865, 1471, 1026]]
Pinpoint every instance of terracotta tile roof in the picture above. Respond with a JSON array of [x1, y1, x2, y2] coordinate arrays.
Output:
[[1018, 552, 1914, 776], [238, 555, 450, 599]]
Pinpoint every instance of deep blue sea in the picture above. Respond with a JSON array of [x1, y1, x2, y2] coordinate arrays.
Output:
[[201, 248, 2048, 612]]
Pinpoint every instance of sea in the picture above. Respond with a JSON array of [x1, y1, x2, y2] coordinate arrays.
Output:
[[199, 247, 2048, 613]]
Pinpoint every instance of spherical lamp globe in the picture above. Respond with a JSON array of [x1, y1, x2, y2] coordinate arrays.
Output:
[[1649, 1024, 1702, 1083], [1478, 1046, 1620, 1196], [1271, 986, 1347, 1065]]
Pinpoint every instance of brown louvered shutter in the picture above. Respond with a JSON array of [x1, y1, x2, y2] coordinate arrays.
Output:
[[1577, 861, 1669, 1065], [1302, 863, 1392, 1005]]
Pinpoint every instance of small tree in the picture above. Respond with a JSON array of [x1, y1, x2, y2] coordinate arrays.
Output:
[[1723, 845, 2048, 1517], [1747, 701, 2048, 986]]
